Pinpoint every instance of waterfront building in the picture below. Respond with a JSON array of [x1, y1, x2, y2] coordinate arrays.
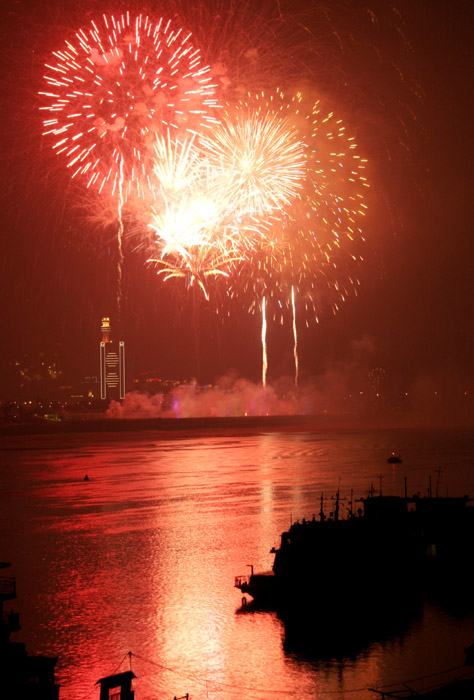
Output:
[[99, 317, 126, 401]]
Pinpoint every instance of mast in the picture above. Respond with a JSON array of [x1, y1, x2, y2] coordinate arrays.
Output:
[[319, 493, 326, 521]]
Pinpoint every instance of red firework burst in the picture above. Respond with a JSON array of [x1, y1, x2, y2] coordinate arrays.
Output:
[[39, 11, 220, 200]]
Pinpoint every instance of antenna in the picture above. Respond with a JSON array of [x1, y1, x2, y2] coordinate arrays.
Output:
[[436, 467, 442, 497]]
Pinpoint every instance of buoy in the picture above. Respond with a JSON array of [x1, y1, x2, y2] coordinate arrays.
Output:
[[84, 474, 89, 481]]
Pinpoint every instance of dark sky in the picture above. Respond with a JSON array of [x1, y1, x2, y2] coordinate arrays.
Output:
[[0, 0, 472, 402]]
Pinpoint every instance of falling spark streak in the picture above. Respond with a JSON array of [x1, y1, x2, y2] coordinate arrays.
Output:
[[261, 296, 267, 387], [291, 285, 298, 391], [151, 255, 233, 301], [116, 154, 124, 319]]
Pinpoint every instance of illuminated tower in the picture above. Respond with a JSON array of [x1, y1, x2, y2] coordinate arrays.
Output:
[[101, 316, 111, 344], [99, 317, 125, 401]]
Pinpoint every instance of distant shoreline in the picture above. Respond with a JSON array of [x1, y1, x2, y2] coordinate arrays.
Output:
[[1, 413, 471, 439], [0, 413, 368, 437]]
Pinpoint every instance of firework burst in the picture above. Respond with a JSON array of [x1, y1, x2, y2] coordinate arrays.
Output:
[[145, 131, 246, 298], [39, 12, 219, 200], [200, 90, 306, 220], [229, 93, 369, 326]]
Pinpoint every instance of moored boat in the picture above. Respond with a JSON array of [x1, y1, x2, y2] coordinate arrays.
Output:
[[235, 489, 474, 607]]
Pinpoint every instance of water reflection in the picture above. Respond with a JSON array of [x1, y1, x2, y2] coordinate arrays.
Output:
[[237, 572, 425, 665], [279, 594, 424, 662], [0, 428, 473, 699]]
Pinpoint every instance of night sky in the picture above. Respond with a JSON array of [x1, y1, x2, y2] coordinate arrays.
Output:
[[0, 0, 472, 416]]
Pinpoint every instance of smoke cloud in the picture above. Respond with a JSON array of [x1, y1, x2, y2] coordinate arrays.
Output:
[[107, 374, 317, 419], [106, 336, 473, 428]]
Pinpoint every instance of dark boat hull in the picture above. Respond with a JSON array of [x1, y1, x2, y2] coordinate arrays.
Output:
[[235, 495, 474, 608]]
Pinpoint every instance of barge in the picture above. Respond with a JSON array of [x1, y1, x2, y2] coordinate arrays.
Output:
[[235, 491, 474, 606]]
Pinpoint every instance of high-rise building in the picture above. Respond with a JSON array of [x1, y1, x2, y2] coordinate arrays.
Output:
[[99, 317, 125, 401]]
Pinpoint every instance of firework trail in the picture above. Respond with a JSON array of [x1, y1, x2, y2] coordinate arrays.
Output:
[[261, 296, 267, 388], [291, 285, 299, 390], [116, 155, 125, 317]]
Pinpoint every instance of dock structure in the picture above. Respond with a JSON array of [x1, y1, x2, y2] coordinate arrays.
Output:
[[96, 670, 136, 700]]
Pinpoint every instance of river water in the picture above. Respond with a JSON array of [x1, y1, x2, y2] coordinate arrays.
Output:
[[1, 425, 473, 700]]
